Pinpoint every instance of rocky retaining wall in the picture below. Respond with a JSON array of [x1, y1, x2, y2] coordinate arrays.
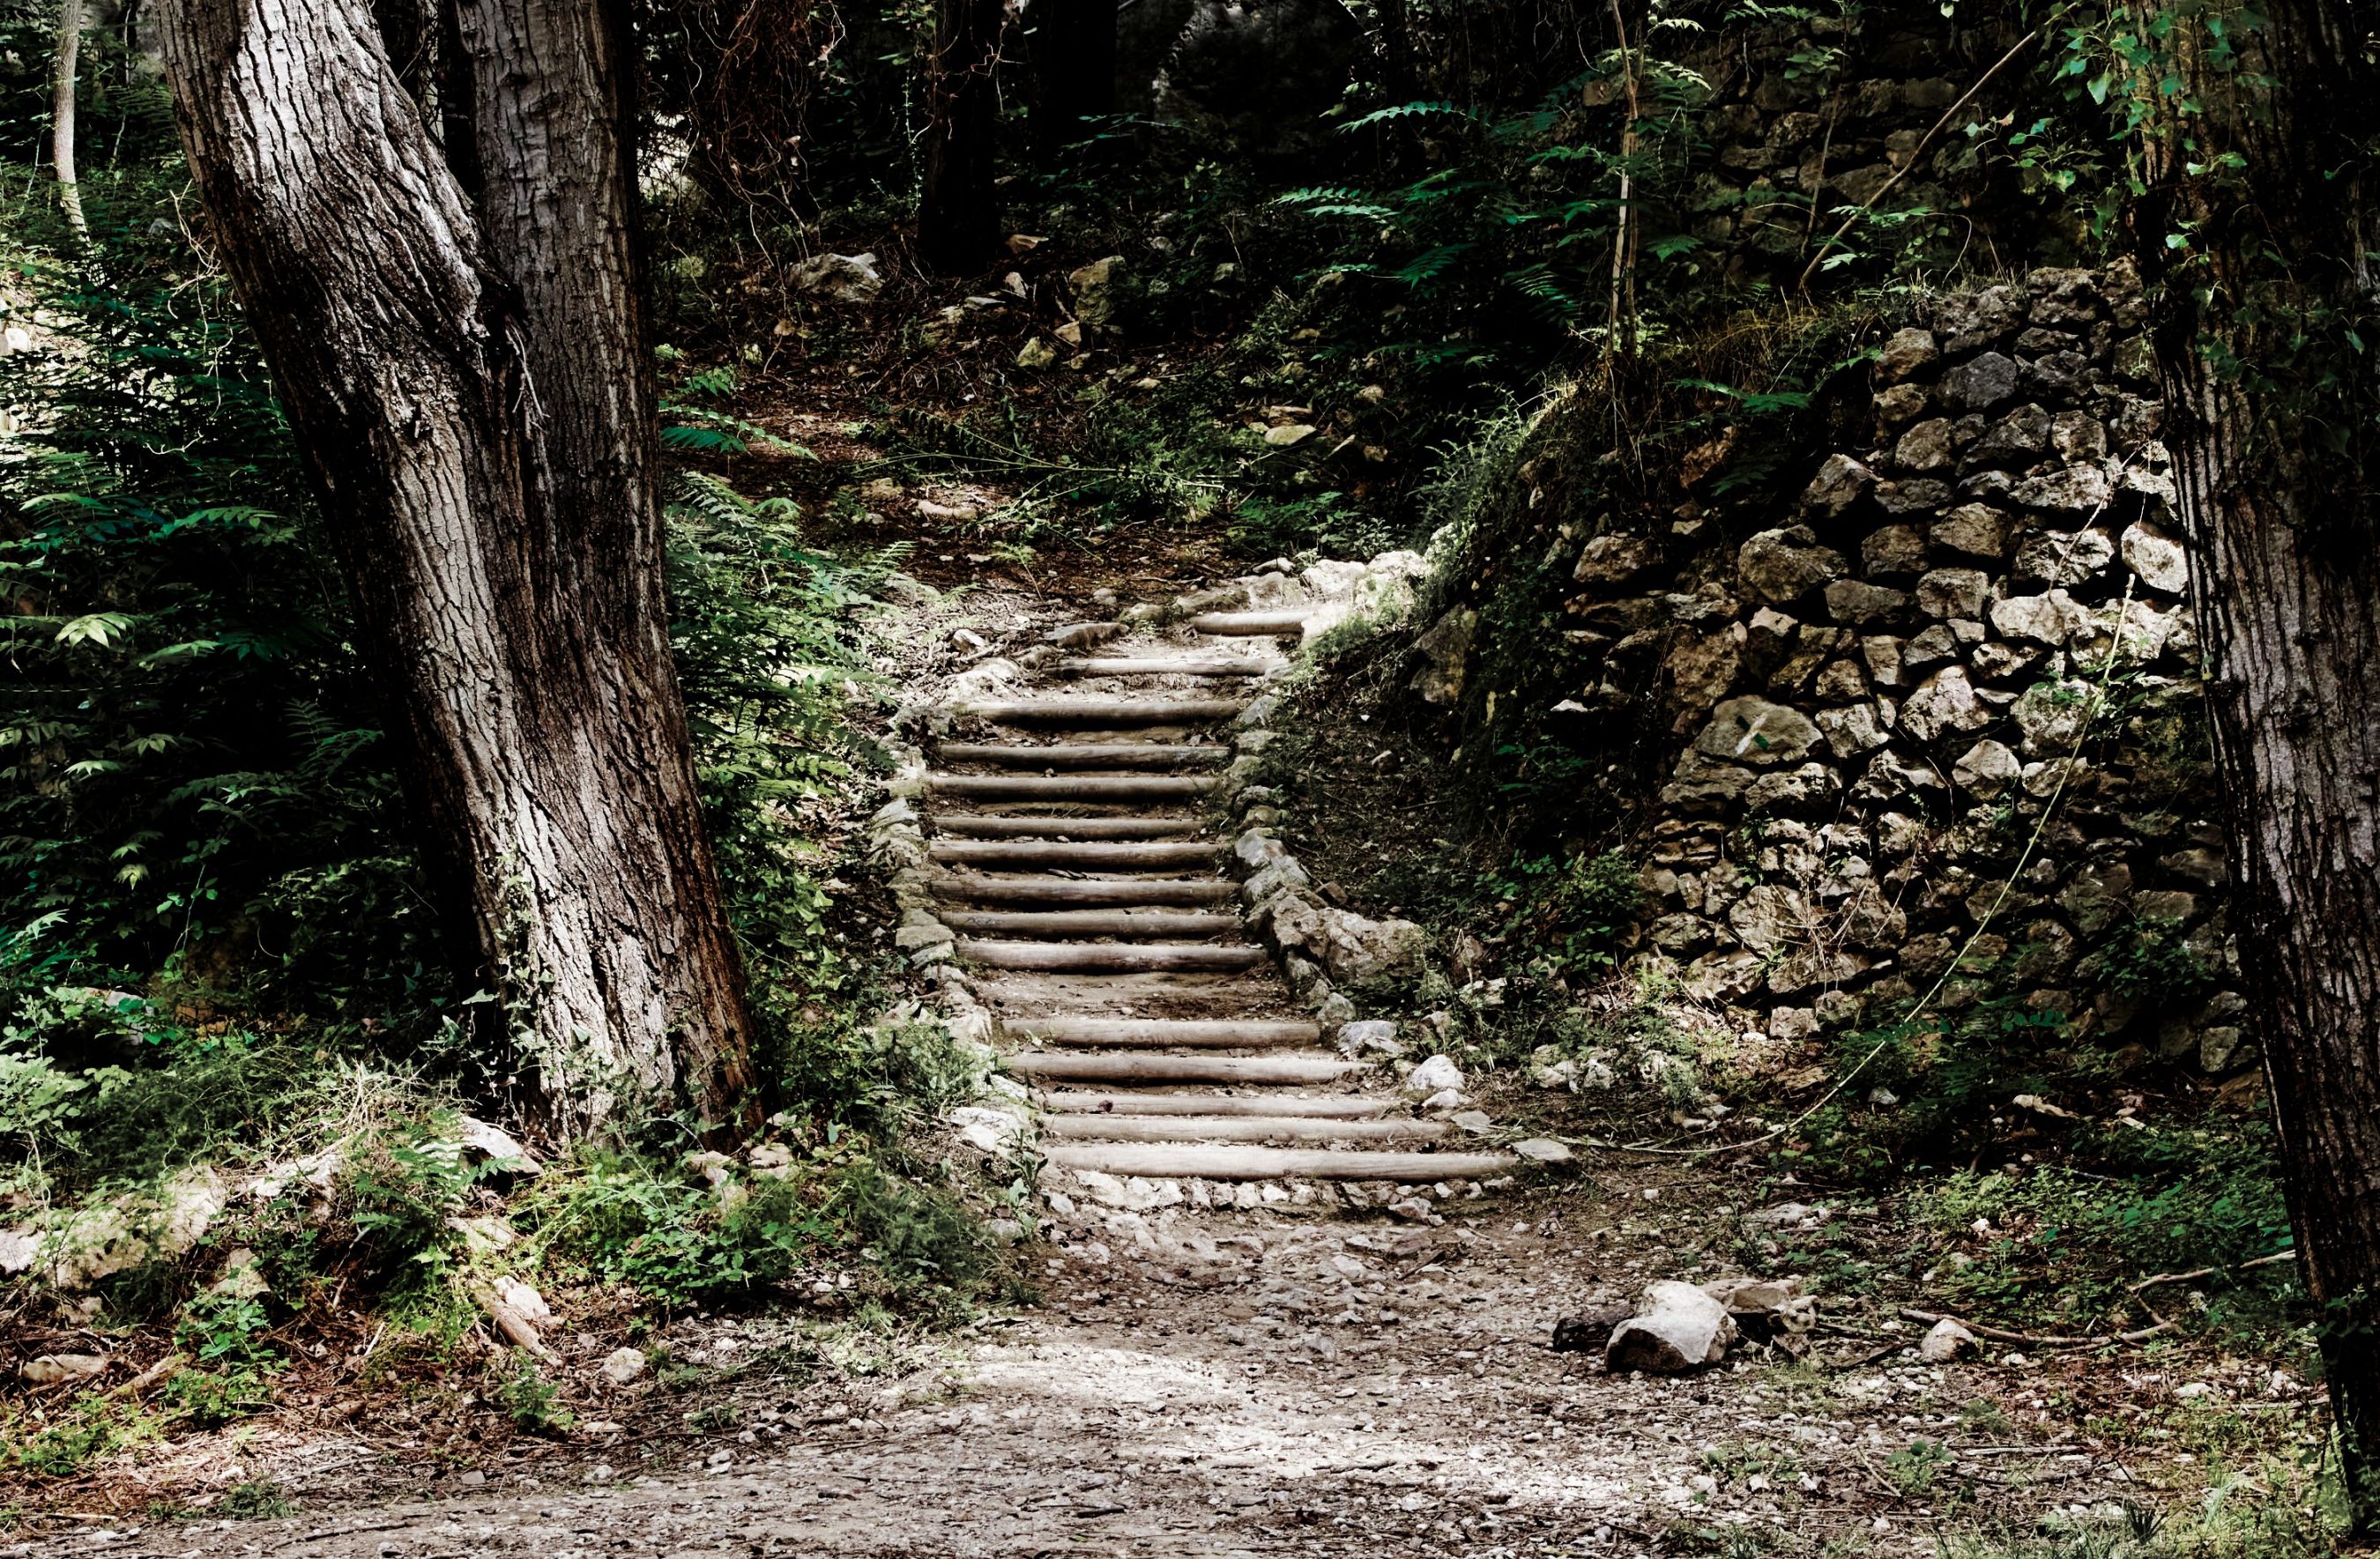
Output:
[[1429, 264, 2250, 1077]]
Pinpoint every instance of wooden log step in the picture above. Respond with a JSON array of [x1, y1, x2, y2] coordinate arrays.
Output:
[[937, 743, 1229, 770], [932, 875, 1237, 907], [927, 774, 1218, 802], [1054, 658, 1275, 678], [1037, 1091, 1387, 1117], [1045, 1115, 1447, 1144], [1186, 611, 1312, 636], [1045, 1143, 1517, 1181], [1006, 1053, 1360, 1085], [934, 814, 1205, 840], [959, 940, 1265, 973], [1044, 621, 1124, 649], [1006, 1016, 1320, 1048], [931, 839, 1218, 870], [940, 909, 1241, 940], [956, 699, 1245, 725]]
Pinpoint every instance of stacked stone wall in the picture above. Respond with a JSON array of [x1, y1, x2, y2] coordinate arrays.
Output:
[[1477, 264, 2249, 1075]]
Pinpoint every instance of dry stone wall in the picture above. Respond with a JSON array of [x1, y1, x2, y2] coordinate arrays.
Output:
[[1506, 264, 2249, 1076]]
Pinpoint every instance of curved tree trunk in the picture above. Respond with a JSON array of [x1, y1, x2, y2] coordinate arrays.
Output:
[[918, 0, 1006, 274], [152, 0, 761, 1142], [52, 0, 86, 236], [2139, 1, 2380, 1528]]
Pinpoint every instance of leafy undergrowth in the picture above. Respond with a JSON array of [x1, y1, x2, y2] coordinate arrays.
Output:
[[0, 1007, 1023, 1510]]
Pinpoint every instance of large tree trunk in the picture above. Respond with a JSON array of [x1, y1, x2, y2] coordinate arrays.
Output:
[[51, 0, 86, 236], [2138, 1, 2380, 1528], [918, 0, 1006, 274], [1030, 0, 1113, 156], [152, 0, 762, 1141]]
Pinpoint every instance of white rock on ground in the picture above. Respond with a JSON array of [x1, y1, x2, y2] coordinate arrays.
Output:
[[1921, 1317, 1978, 1362], [19, 1353, 107, 1384], [599, 1346, 651, 1386], [1402, 1054, 1465, 1098], [1605, 1281, 1737, 1374], [948, 1104, 1027, 1155]]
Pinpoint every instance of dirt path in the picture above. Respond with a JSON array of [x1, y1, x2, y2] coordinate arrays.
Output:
[[13, 453, 2267, 1559], [87, 1166, 2166, 1559]]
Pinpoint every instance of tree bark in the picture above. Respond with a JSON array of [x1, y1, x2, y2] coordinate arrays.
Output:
[[152, 0, 762, 1141], [2137, 0, 2380, 1528], [918, 0, 1006, 274], [52, 0, 87, 236], [1030, 0, 1113, 156]]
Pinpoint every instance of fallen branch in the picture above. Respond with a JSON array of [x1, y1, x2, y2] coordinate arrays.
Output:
[[107, 1350, 186, 1399], [470, 1282, 556, 1362], [1900, 1308, 2175, 1348], [2127, 1248, 2296, 1293]]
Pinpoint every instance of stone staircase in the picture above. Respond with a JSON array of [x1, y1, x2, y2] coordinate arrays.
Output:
[[917, 603, 1516, 1191]]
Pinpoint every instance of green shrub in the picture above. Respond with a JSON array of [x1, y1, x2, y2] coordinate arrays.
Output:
[[840, 1164, 985, 1292], [492, 1354, 575, 1435], [2100, 915, 2220, 1006], [523, 1153, 834, 1306], [1911, 1125, 2294, 1333]]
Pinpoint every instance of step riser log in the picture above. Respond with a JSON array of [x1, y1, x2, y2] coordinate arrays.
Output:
[[1035, 1092, 1388, 1118], [1043, 1143, 1516, 1181], [935, 815, 1204, 840], [941, 911, 1242, 940], [959, 940, 1265, 973], [1007, 1017, 1320, 1046], [1006, 1055, 1359, 1085], [1055, 660, 1274, 678], [1045, 1117, 1447, 1144], [931, 841, 1220, 869], [927, 775, 1217, 801], [957, 700, 1246, 725], [1186, 612, 1312, 636], [933, 876, 1238, 907], [936, 744, 1229, 771]]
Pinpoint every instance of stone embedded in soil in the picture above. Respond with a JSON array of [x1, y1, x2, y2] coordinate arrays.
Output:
[[1606, 1281, 1737, 1374], [1402, 1054, 1465, 1097], [1921, 1318, 1978, 1362], [600, 1346, 651, 1386], [19, 1352, 107, 1384]]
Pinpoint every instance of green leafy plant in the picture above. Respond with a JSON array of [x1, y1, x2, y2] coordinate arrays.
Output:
[[492, 1354, 576, 1435], [1883, 1437, 1954, 1496]]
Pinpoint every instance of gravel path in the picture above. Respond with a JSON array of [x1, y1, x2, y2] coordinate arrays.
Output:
[[84, 1175, 2156, 1559]]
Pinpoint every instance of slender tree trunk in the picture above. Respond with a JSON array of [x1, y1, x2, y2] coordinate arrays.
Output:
[[2138, 0, 2380, 1528], [918, 0, 1006, 274], [52, 0, 87, 236], [152, 0, 762, 1142], [1030, 0, 1113, 156]]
